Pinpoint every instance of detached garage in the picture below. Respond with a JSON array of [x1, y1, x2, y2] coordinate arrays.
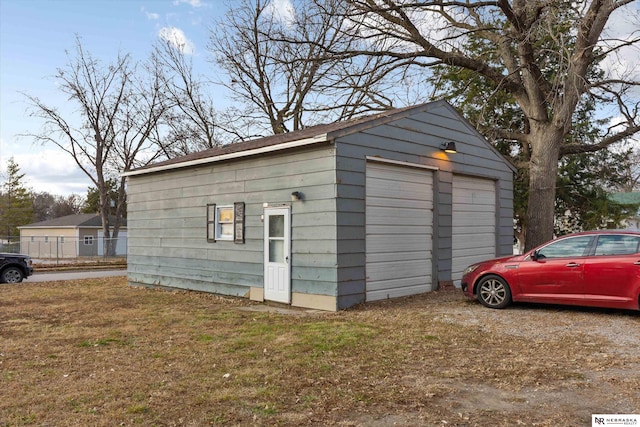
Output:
[[123, 101, 515, 311]]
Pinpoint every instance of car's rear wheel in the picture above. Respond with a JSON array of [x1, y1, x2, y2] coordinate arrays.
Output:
[[477, 275, 511, 309], [1, 267, 24, 283]]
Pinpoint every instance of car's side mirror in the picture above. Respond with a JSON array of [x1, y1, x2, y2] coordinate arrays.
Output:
[[531, 250, 545, 262]]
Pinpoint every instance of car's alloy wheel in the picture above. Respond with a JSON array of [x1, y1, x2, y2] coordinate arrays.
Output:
[[477, 275, 511, 309], [1, 267, 24, 283]]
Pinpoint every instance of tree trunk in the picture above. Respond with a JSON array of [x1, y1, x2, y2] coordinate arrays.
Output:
[[109, 177, 128, 257], [97, 177, 112, 257], [524, 126, 563, 251], [100, 212, 112, 257]]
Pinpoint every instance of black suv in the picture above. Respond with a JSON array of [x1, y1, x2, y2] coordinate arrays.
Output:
[[0, 253, 34, 283]]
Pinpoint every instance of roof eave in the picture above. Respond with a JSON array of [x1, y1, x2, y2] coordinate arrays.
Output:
[[18, 225, 79, 229], [122, 133, 329, 178]]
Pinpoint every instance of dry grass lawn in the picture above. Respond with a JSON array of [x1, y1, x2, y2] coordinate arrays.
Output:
[[1, 277, 638, 426]]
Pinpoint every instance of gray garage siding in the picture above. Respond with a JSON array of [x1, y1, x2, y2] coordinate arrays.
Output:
[[127, 145, 339, 298], [333, 102, 513, 306]]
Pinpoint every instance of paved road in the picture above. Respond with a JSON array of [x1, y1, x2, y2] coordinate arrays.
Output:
[[26, 269, 127, 283]]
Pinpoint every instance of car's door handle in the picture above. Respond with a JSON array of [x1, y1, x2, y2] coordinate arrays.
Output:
[[565, 262, 581, 267], [634, 261, 640, 266]]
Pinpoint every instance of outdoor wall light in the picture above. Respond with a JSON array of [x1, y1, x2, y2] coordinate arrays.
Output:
[[441, 141, 457, 154], [291, 191, 304, 201]]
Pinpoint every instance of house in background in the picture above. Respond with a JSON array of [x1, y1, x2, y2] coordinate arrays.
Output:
[[19, 214, 127, 259], [123, 101, 515, 311], [610, 192, 640, 231]]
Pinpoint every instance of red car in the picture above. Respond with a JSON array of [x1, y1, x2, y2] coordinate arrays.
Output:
[[461, 231, 640, 310]]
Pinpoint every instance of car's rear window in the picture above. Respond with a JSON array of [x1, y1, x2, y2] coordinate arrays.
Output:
[[594, 235, 640, 256]]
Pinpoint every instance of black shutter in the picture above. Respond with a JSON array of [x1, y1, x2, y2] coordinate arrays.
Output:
[[207, 203, 216, 242], [234, 202, 245, 244]]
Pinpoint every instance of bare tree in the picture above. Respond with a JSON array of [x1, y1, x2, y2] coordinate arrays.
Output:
[[153, 40, 226, 155], [23, 37, 168, 255], [341, 0, 640, 250], [209, 0, 404, 136]]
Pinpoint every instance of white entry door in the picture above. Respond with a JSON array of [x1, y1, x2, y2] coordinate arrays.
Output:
[[264, 207, 291, 303]]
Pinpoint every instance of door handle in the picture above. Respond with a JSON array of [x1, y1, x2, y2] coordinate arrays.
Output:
[[565, 262, 581, 267], [285, 256, 289, 264], [634, 261, 640, 265]]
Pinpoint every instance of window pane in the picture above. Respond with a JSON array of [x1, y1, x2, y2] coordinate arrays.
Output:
[[214, 205, 234, 240], [595, 235, 640, 256], [219, 223, 234, 237], [269, 239, 284, 263], [218, 207, 234, 223], [538, 236, 592, 258], [269, 215, 284, 238]]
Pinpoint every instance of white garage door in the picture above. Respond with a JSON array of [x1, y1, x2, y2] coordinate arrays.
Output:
[[366, 162, 433, 301], [452, 175, 496, 285]]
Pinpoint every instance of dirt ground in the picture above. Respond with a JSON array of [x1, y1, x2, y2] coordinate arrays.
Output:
[[1, 277, 638, 426]]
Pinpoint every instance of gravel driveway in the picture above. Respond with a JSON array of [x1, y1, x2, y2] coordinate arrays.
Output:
[[416, 291, 640, 423], [434, 294, 640, 356]]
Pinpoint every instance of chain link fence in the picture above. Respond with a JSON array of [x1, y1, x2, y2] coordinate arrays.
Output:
[[1, 235, 127, 261]]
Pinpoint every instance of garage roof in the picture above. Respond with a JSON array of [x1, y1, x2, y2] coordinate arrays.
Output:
[[19, 214, 127, 229], [122, 103, 440, 177]]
